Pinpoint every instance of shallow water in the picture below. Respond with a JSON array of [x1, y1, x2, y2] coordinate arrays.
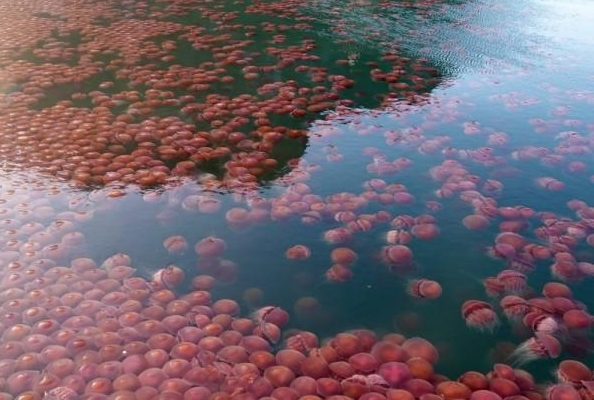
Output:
[[1, 0, 594, 398]]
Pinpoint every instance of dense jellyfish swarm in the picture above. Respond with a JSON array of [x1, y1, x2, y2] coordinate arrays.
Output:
[[0, 199, 593, 400], [1, 0, 594, 399], [0, 0, 444, 193], [0, 200, 590, 400]]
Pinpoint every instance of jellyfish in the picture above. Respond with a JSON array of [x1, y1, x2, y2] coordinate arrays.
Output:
[[510, 333, 561, 365], [500, 296, 530, 321], [461, 300, 500, 332], [497, 270, 528, 295], [407, 279, 442, 300]]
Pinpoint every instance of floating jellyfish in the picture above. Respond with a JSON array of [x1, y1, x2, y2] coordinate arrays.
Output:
[[347, 217, 375, 233], [562, 309, 592, 330], [545, 384, 581, 400], [551, 260, 583, 282], [495, 232, 527, 252], [382, 245, 414, 267], [191, 275, 216, 291], [252, 306, 289, 329], [330, 247, 358, 265], [325, 264, 354, 283], [542, 282, 573, 299], [284, 331, 319, 355], [301, 211, 322, 226], [483, 277, 505, 298], [461, 300, 500, 332], [411, 223, 439, 241], [523, 312, 561, 336], [536, 177, 565, 192], [462, 214, 490, 231], [101, 253, 132, 270], [226, 207, 251, 228], [285, 245, 311, 261], [385, 230, 413, 245], [324, 228, 353, 245], [402, 337, 439, 365], [151, 265, 185, 289], [500, 296, 530, 321], [555, 360, 592, 385], [194, 236, 227, 258], [198, 196, 222, 214], [496, 270, 528, 295], [508, 255, 536, 274], [463, 121, 482, 135], [163, 235, 188, 255], [407, 279, 442, 300], [391, 215, 415, 230], [578, 261, 594, 277], [487, 243, 517, 261], [510, 333, 561, 364], [425, 200, 443, 214]]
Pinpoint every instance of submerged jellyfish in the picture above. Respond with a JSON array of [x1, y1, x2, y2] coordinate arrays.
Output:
[[500, 296, 530, 321], [545, 384, 581, 400], [510, 333, 561, 365], [523, 313, 561, 336], [151, 265, 185, 289], [461, 300, 499, 332], [163, 235, 189, 255], [285, 245, 311, 261], [555, 360, 592, 385], [497, 270, 528, 295], [194, 236, 227, 258], [407, 279, 442, 300]]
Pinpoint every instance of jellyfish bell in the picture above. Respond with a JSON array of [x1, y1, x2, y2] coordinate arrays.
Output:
[[510, 333, 561, 365], [497, 270, 528, 295], [407, 280, 442, 300], [577, 261, 594, 277], [536, 177, 565, 192], [325, 264, 354, 283], [101, 253, 132, 270], [330, 248, 358, 265], [252, 306, 289, 329], [411, 224, 439, 240], [382, 245, 414, 267], [545, 384, 581, 400], [500, 296, 530, 321], [163, 235, 189, 255], [194, 236, 227, 258], [483, 277, 504, 298], [285, 245, 311, 261], [462, 214, 491, 231], [323, 228, 353, 245], [461, 300, 500, 332], [495, 232, 527, 252], [555, 360, 592, 385], [562, 309, 592, 330], [151, 264, 185, 290], [385, 230, 412, 245]]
